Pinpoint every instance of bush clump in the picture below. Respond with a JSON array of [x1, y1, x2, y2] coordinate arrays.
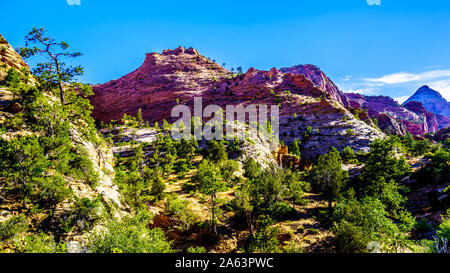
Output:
[[88, 211, 173, 253], [165, 194, 198, 232]]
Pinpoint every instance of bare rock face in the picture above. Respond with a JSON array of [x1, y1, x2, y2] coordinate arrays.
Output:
[[237, 125, 278, 168], [278, 101, 385, 159], [375, 114, 408, 136], [280, 64, 350, 107], [69, 128, 129, 217], [345, 93, 440, 136], [404, 85, 450, 118], [223, 71, 385, 159], [91, 48, 384, 160], [435, 114, 450, 130]]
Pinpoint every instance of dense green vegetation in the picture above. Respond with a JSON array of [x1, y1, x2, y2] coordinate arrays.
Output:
[[230, 159, 309, 252], [87, 211, 172, 253], [0, 28, 173, 253]]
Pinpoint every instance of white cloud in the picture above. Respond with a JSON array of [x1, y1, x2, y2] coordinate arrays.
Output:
[[342, 88, 377, 95], [358, 69, 450, 101], [394, 96, 410, 104], [342, 75, 352, 81], [336, 69, 450, 101], [428, 79, 450, 101], [67, 0, 81, 5], [367, 0, 381, 6], [365, 70, 450, 84]]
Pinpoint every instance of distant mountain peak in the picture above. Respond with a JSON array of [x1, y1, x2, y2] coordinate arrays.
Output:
[[403, 85, 450, 118], [412, 85, 445, 99], [418, 85, 431, 90], [406, 85, 445, 100]]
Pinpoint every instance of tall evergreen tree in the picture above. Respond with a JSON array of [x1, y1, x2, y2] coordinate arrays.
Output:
[[312, 147, 348, 219], [193, 160, 226, 235]]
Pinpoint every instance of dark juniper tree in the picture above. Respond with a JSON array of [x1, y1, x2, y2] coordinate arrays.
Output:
[[312, 147, 348, 219]]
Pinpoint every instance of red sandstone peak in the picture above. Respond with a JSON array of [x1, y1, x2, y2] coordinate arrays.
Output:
[[403, 101, 439, 134], [161, 46, 199, 56], [185, 47, 200, 55], [403, 101, 429, 115], [269, 67, 279, 74]]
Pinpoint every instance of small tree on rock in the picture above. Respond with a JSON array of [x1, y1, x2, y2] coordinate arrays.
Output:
[[17, 27, 83, 105]]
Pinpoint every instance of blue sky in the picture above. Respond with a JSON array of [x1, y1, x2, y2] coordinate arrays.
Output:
[[2, 0, 450, 102]]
